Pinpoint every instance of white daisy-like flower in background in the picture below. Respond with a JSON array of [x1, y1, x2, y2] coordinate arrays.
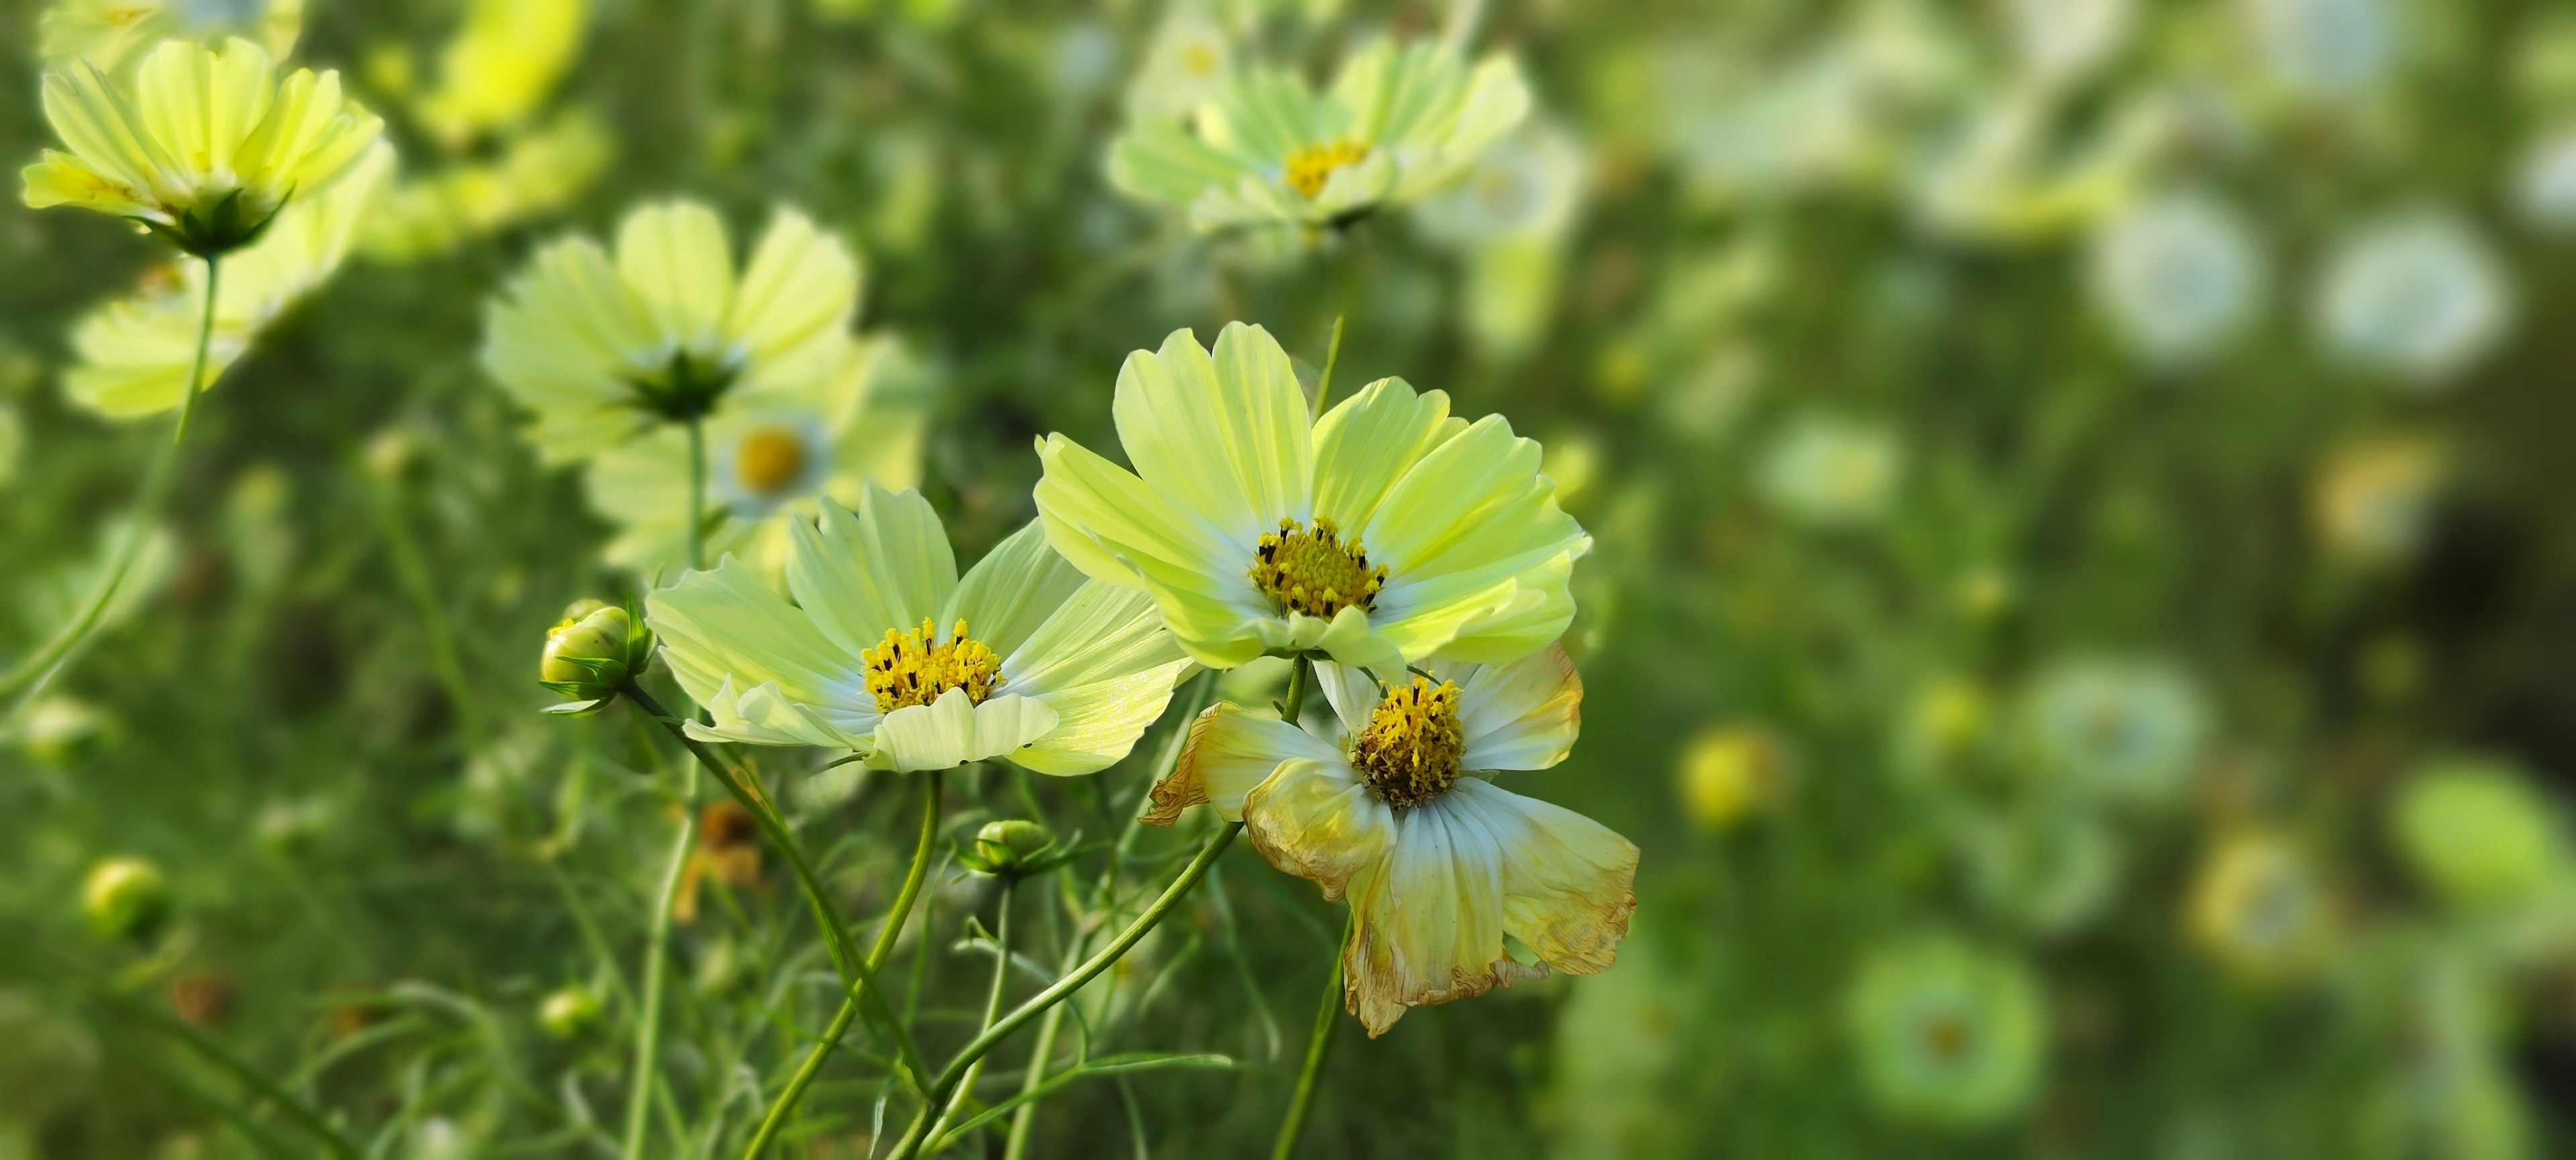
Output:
[[2512, 127, 2576, 233], [2312, 211, 2512, 389], [1755, 413, 1901, 527], [1124, 4, 1232, 120], [61, 141, 396, 419], [1413, 120, 1587, 246], [1147, 647, 1636, 1037], [2021, 657, 2210, 808], [2245, 0, 2397, 99], [2089, 187, 2265, 366]]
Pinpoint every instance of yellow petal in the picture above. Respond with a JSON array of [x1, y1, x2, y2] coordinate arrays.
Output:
[[782, 485, 958, 660], [1311, 376, 1460, 533], [727, 206, 859, 374], [1241, 756, 1395, 898], [1001, 580, 1192, 778], [21, 152, 153, 217], [616, 199, 737, 351], [1147, 702, 1338, 825], [1108, 324, 1311, 545], [941, 519, 1087, 661], [1338, 788, 1543, 1037], [646, 556, 868, 716]]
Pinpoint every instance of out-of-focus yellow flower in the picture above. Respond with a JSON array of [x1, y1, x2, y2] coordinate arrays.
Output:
[[482, 200, 860, 463], [2309, 434, 2447, 567], [1034, 323, 1589, 675], [362, 112, 612, 260], [1676, 725, 1786, 832], [1108, 40, 1529, 233], [2186, 830, 2337, 980], [22, 38, 382, 258], [39, 0, 303, 76], [63, 141, 393, 419], [1124, 5, 1233, 120], [1150, 647, 1635, 1037], [413, 0, 590, 146], [1896, 674, 1994, 779], [646, 485, 1193, 775]]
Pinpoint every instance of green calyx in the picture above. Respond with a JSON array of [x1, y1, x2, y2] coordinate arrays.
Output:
[[539, 599, 655, 715], [133, 187, 286, 260], [624, 348, 741, 423], [959, 819, 1069, 879]]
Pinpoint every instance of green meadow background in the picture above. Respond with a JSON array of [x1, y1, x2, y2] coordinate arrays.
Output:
[[4, 0, 2575, 1155]]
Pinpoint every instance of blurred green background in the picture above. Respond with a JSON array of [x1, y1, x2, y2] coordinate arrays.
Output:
[[5, 0, 2576, 1155]]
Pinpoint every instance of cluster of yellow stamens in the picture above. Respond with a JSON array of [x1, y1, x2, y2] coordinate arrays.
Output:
[[733, 425, 808, 496], [1352, 677, 1466, 808], [861, 619, 1002, 713], [1249, 517, 1387, 619], [1283, 139, 1371, 199]]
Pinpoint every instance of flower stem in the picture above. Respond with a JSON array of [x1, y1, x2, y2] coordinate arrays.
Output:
[[1271, 913, 1354, 1160], [91, 981, 362, 1160], [1310, 314, 1346, 422], [0, 256, 219, 706], [886, 820, 1245, 1160], [622, 759, 699, 1160], [684, 416, 707, 573], [927, 878, 1015, 1146]]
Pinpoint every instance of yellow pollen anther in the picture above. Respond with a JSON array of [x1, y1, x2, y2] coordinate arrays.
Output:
[[1249, 517, 1387, 619], [1283, 140, 1371, 200], [861, 619, 1002, 713], [1352, 677, 1465, 808], [734, 425, 808, 496]]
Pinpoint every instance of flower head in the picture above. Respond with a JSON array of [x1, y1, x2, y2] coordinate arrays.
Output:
[[646, 484, 1194, 775], [23, 37, 382, 258], [411, 0, 592, 147], [2021, 657, 2209, 806], [40, 0, 304, 77], [1843, 934, 2047, 1126], [1756, 413, 1900, 527], [2309, 433, 2447, 566], [2090, 187, 2265, 366], [1149, 646, 1635, 1037], [482, 200, 860, 462], [1108, 40, 1530, 232], [2186, 830, 2337, 979], [1036, 323, 1589, 676], [538, 599, 654, 713], [2314, 211, 2512, 388]]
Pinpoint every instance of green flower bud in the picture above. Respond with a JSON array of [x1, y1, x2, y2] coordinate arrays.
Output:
[[965, 819, 1057, 878], [539, 600, 653, 715], [83, 857, 170, 943], [2394, 756, 2567, 909], [537, 986, 602, 1040]]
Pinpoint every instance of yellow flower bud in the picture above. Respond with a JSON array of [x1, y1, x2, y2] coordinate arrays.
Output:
[[539, 600, 651, 714], [1678, 727, 1786, 833], [83, 857, 170, 942]]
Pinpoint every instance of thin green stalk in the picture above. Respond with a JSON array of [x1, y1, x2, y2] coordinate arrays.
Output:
[[0, 256, 219, 704], [92, 972, 362, 1160], [371, 470, 482, 748], [623, 761, 700, 1160], [1271, 914, 1354, 1160], [738, 766, 945, 1156], [885, 820, 1245, 1160], [1309, 314, 1346, 422], [928, 878, 1016, 1146], [685, 417, 707, 573]]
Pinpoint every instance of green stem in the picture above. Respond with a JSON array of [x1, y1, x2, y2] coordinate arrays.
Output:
[[372, 470, 482, 749], [1271, 913, 1354, 1160], [91, 980, 361, 1160], [1310, 314, 1345, 422], [685, 416, 707, 573], [737, 764, 945, 1156], [927, 878, 1016, 1147], [622, 759, 700, 1160], [886, 821, 1244, 1160], [0, 256, 219, 705]]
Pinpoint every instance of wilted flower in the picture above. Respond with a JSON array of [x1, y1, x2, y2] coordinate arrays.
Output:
[[482, 200, 860, 462], [961, 819, 1059, 878], [538, 600, 654, 713], [1844, 934, 2047, 1126], [63, 140, 394, 419], [1676, 726, 1787, 832], [1151, 647, 1635, 1037], [2186, 830, 2337, 979], [2314, 212, 2512, 388], [647, 484, 1193, 774], [2021, 657, 2210, 806], [2090, 187, 2265, 366], [39, 0, 303, 76], [536, 985, 602, 1039], [1108, 40, 1529, 233], [2309, 434, 2447, 566], [2392, 757, 2569, 911], [83, 856, 170, 941], [1035, 323, 1589, 675], [1756, 414, 1900, 527], [2245, 0, 2398, 99], [2511, 127, 2576, 233], [22, 38, 383, 258]]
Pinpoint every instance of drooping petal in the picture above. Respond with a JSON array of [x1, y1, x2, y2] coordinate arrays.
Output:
[[1310, 377, 1464, 534], [1240, 756, 1395, 897], [1110, 323, 1312, 547], [941, 520, 1087, 662], [784, 486, 958, 661], [646, 556, 867, 717], [1001, 581, 1193, 777], [1338, 790, 1543, 1037], [867, 688, 1058, 772], [1442, 779, 1636, 978], [726, 206, 859, 372], [1311, 658, 1383, 736], [616, 200, 737, 352], [1146, 702, 1340, 824], [1454, 644, 1581, 772]]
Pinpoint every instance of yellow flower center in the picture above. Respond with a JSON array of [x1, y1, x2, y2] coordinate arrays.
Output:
[[1250, 517, 1387, 619], [1283, 140, 1371, 200], [734, 425, 807, 496], [1352, 677, 1465, 808], [1923, 1014, 1970, 1060], [862, 619, 1002, 713], [1180, 43, 1220, 77]]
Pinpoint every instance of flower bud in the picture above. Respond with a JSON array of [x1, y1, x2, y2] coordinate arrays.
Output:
[[965, 819, 1057, 878], [83, 857, 170, 943], [537, 986, 603, 1040], [539, 600, 653, 714]]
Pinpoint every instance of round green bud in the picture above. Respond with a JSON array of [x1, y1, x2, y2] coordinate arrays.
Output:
[[83, 857, 171, 943], [539, 601, 651, 711], [537, 986, 602, 1040], [971, 819, 1057, 877]]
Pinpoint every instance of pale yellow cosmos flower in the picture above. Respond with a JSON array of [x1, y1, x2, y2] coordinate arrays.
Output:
[[1034, 322, 1590, 676], [1146, 647, 1636, 1036], [482, 199, 859, 463], [22, 37, 382, 258], [412, 0, 592, 146], [646, 484, 1194, 775]]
